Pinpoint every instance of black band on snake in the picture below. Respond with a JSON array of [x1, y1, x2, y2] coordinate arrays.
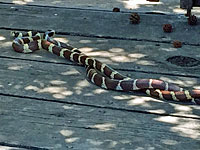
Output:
[[11, 30, 200, 105]]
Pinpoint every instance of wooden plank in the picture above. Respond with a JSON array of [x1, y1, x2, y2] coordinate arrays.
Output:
[[0, 95, 200, 150], [1, 0, 199, 15], [0, 3, 200, 45], [0, 55, 199, 118], [0, 0, 180, 12], [1, 30, 200, 78]]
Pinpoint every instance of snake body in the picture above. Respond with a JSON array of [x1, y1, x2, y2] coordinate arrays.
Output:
[[11, 30, 200, 105]]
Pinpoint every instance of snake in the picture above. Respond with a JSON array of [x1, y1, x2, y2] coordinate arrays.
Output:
[[11, 30, 200, 105]]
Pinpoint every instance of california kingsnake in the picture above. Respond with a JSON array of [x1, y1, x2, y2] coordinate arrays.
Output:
[[11, 30, 200, 105]]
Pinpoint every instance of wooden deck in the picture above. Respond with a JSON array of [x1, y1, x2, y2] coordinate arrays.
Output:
[[0, 1, 200, 150]]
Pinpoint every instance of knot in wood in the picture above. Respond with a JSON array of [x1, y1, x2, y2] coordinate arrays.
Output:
[[129, 13, 140, 24]]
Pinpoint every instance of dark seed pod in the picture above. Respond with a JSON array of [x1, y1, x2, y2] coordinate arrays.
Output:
[[188, 15, 198, 25], [163, 24, 173, 33], [173, 40, 182, 48], [113, 7, 120, 12], [129, 13, 140, 24]]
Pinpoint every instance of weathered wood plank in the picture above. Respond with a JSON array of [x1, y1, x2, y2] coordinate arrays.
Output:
[[1, 30, 200, 78], [1, 0, 200, 15], [0, 3, 199, 45], [0, 95, 200, 150], [0, 56, 199, 118]]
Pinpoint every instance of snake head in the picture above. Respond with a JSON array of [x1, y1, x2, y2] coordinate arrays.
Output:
[[44, 30, 55, 39]]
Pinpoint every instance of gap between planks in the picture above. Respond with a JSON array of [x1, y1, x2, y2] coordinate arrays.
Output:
[[0, 93, 199, 120], [0, 142, 49, 150]]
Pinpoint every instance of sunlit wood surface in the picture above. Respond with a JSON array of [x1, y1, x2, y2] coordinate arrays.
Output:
[[0, 1, 200, 150]]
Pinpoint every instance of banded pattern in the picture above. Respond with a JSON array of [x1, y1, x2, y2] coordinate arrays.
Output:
[[11, 30, 200, 105]]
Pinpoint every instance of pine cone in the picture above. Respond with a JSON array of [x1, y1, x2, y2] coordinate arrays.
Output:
[[163, 24, 172, 33], [130, 13, 140, 24], [173, 40, 182, 48], [188, 15, 198, 25]]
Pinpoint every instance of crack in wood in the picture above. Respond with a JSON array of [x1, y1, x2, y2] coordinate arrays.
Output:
[[0, 142, 49, 150], [0, 92, 199, 120], [26, 121, 67, 127]]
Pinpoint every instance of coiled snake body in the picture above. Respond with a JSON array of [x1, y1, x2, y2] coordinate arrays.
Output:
[[11, 30, 200, 105]]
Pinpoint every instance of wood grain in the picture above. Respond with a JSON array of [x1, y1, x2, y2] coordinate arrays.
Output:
[[1, 96, 200, 150], [0, 2, 199, 149]]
